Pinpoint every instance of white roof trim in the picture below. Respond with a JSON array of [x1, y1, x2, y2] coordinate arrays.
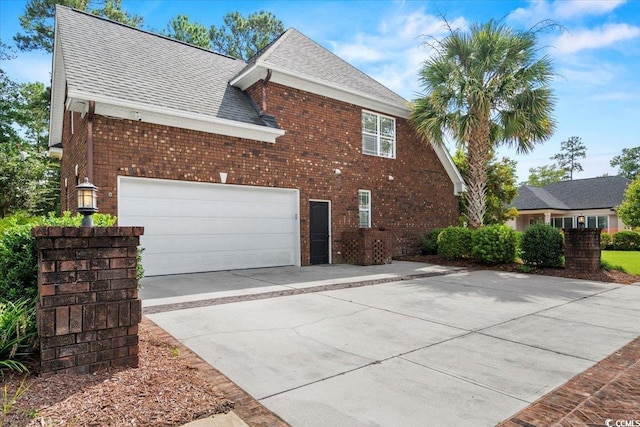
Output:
[[48, 21, 66, 148], [431, 144, 467, 196], [65, 89, 285, 144], [230, 61, 411, 119]]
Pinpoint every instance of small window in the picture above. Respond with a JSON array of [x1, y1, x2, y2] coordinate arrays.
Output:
[[587, 216, 608, 229], [362, 111, 396, 158], [551, 217, 573, 229], [358, 190, 371, 228]]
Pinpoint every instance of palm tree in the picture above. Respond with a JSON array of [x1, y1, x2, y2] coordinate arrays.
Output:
[[411, 20, 556, 228]]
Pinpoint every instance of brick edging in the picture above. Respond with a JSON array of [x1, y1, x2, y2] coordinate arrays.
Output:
[[498, 336, 640, 426], [141, 317, 289, 427]]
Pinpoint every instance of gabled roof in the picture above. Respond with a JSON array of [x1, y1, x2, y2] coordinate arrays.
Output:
[[230, 28, 411, 118], [512, 176, 631, 211], [49, 5, 284, 146]]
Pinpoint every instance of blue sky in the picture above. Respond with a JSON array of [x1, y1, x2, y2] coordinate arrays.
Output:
[[1, 0, 639, 182]]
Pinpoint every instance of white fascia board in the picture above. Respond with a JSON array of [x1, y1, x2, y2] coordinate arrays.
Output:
[[432, 143, 467, 196], [230, 62, 411, 119], [48, 24, 66, 148], [66, 90, 285, 144]]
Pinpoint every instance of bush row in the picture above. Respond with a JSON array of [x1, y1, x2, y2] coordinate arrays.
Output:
[[601, 231, 640, 251], [0, 212, 118, 302], [423, 223, 564, 267]]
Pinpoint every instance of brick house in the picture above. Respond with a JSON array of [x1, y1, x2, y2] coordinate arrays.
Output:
[[49, 6, 465, 276]]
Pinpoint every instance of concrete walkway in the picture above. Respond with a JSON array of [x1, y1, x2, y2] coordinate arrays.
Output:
[[142, 263, 640, 426]]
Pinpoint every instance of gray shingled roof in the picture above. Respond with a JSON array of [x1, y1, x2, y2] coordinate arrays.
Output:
[[512, 176, 631, 210], [56, 6, 272, 127], [248, 28, 409, 108]]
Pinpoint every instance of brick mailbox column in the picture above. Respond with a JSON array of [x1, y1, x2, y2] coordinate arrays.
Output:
[[32, 226, 144, 374], [564, 228, 601, 273]]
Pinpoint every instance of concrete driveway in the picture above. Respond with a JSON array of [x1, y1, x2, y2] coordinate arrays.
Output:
[[146, 267, 640, 426]]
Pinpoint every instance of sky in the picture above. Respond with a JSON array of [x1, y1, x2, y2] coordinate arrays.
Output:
[[1, 0, 639, 182]]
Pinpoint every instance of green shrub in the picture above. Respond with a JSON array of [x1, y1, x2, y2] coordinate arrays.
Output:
[[600, 259, 626, 273], [437, 227, 473, 260], [0, 212, 118, 301], [0, 298, 38, 375], [612, 231, 640, 251], [471, 225, 518, 264], [600, 232, 612, 250], [420, 228, 443, 255], [0, 212, 40, 236], [0, 226, 39, 302], [520, 223, 564, 267]]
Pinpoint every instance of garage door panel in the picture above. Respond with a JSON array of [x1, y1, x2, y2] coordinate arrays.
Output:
[[118, 177, 300, 276]]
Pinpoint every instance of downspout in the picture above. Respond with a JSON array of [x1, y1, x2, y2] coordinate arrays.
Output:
[[260, 69, 272, 116], [87, 101, 95, 182]]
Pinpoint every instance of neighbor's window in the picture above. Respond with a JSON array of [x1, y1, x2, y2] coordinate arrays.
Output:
[[552, 217, 574, 229], [359, 190, 371, 228], [362, 111, 395, 158], [587, 216, 608, 229]]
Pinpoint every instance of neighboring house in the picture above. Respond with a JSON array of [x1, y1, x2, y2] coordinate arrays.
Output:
[[49, 6, 465, 276], [507, 176, 630, 233]]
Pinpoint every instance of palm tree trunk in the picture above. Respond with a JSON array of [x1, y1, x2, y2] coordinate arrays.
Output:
[[465, 120, 491, 229]]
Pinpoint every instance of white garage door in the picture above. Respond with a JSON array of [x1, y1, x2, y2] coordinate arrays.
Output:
[[118, 177, 300, 276]]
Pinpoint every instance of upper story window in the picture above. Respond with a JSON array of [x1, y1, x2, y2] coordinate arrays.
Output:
[[362, 111, 396, 159]]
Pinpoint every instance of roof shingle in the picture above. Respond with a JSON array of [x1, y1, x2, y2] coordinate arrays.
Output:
[[512, 176, 631, 210]]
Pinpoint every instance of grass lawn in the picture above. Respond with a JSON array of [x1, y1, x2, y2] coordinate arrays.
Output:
[[602, 251, 640, 275]]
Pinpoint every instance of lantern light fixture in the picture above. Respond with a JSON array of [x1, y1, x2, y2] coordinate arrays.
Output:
[[577, 213, 586, 229], [77, 177, 98, 226]]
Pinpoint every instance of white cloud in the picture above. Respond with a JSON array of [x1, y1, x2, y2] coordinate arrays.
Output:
[[510, 0, 626, 24], [553, 0, 626, 19], [328, 7, 467, 98], [554, 23, 640, 53]]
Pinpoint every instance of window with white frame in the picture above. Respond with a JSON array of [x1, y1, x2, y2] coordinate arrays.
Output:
[[552, 217, 574, 229], [587, 216, 608, 229], [362, 111, 395, 158], [358, 190, 371, 228]]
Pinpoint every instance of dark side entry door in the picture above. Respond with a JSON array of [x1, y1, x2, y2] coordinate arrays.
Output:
[[309, 201, 330, 264]]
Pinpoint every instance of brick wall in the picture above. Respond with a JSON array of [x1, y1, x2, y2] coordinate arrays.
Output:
[[564, 228, 601, 273], [61, 82, 459, 264], [59, 111, 89, 213], [33, 226, 143, 375]]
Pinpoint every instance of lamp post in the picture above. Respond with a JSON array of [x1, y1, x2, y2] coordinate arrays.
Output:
[[77, 177, 98, 226], [577, 213, 586, 229]]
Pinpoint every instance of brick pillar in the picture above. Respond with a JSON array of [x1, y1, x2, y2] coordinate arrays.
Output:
[[32, 226, 144, 375], [564, 228, 601, 273], [342, 229, 393, 265]]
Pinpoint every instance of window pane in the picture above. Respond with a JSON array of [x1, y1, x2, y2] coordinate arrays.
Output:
[[587, 216, 596, 228], [563, 217, 573, 229], [597, 216, 608, 229], [380, 117, 395, 138], [359, 191, 370, 209], [380, 137, 394, 158], [362, 134, 377, 155], [362, 112, 377, 134], [552, 218, 562, 228], [359, 211, 370, 228]]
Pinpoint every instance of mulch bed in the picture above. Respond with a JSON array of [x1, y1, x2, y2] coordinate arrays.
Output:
[[398, 254, 640, 285], [1, 318, 287, 427]]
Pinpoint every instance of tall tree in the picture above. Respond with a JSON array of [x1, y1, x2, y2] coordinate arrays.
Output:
[[617, 176, 640, 229], [550, 136, 586, 180], [14, 0, 142, 53], [411, 20, 556, 228], [453, 149, 518, 225], [210, 11, 284, 60], [610, 146, 640, 180], [163, 15, 210, 49], [525, 164, 566, 186]]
